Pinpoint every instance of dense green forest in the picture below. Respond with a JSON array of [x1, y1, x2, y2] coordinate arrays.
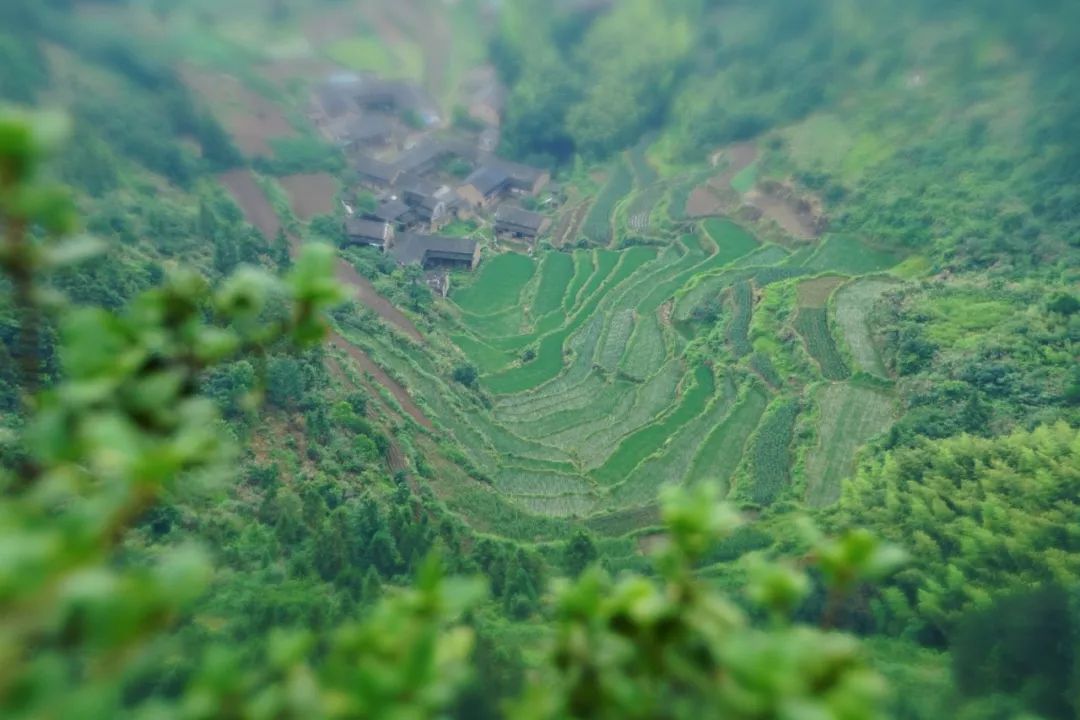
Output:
[[0, 0, 1078, 717]]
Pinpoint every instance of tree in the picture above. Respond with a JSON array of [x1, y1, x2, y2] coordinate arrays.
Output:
[[562, 529, 598, 577], [452, 363, 479, 388]]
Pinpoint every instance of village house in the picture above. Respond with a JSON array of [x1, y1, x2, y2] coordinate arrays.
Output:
[[389, 232, 480, 270], [495, 204, 550, 240], [327, 114, 395, 150], [367, 198, 412, 227], [354, 156, 401, 189], [344, 217, 394, 249], [400, 177, 460, 231], [458, 165, 511, 209], [491, 159, 551, 196]]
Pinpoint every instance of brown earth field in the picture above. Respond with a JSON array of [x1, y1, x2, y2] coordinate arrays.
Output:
[[218, 170, 282, 239], [182, 67, 295, 157], [796, 275, 847, 307], [281, 173, 338, 220], [686, 141, 760, 218], [746, 186, 823, 240]]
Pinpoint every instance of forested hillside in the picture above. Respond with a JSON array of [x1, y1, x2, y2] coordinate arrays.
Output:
[[0, 0, 1078, 717]]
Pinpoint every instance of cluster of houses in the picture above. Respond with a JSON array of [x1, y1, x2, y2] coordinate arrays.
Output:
[[312, 72, 553, 273]]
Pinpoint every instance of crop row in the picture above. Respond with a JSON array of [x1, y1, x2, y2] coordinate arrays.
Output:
[[483, 247, 656, 394], [726, 280, 753, 357], [743, 398, 800, 506], [575, 358, 685, 467], [494, 373, 608, 425], [687, 383, 770, 494], [451, 252, 535, 315], [509, 493, 597, 518], [529, 251, 576, 319], [794, 307, 850, 380], [624, 183, 666, 234], [493, 313, 606, 412], [582, 159, 633, 245], [803, 382, 896, 507], [476, 251, 616, 357], [610, 375, 738, 509], [562, 250, 595, 313], [494, 469, 595, 497], [597, 308, 636, 372], [592, 364, 716, 485], [833, 278, 895, 377], [619, 311, 668, 381], [361, 329, 579, 471], [748, 351, 783, 389], [510, 378, 635, 442]]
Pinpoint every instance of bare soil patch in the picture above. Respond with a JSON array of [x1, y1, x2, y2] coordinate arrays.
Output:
[[182, 67, 294, 157], [796, 275, 846, 307], [709, 141, 759, 189], [686, 186, 725, 218], [281, 173, 338, 220], [218, 170, 282, 239], [745, 182, 824, 240]]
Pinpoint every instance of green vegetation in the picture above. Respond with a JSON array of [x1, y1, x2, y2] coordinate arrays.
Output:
[[804, 383, 896, 507], [4, 0, 1080, 716], [452, 252, 535, 314], [742, 398, 800, 505], [581, 158, 633, 245], [794, 308, 850, 380]]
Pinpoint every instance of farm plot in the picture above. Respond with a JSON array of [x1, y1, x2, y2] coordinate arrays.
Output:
[[625, 183, 666, 234], [592, 364, 715, 486], [451, 333, 513, 374], [495, 373, 609, 426], [796, 275, 846, 307], [508, 379, 634, 442], [494, 469, 595, 497], [493, 314, 606, 412], [597, 309, 636, 372], [530, 252, 575, 318], [704, 219, 760, 261], [742, 398, 800, 506], [833, 278, 897, 377], [511, 493, 597, 518], [803, 383, 896, 507], [562, 250, 595, 311], [687, 384, 770, 493], [727, 281, 754, 357], [794, 308, 850, 380], [451, 252, 535, 314], [582, 159, 633, 245], [805, 235, 900, 274], [573, 359, 686, 469], [620, 311, 668, 381], [610, 376, 737, 509], [483, 248, 655, 394], [460, 306, 526, 339]]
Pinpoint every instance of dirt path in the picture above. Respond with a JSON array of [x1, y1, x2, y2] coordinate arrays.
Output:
[[330, 335, 433, 429], [334, 262, 424, 342]]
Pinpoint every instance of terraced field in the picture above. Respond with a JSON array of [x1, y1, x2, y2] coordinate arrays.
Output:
[[803, 383, 897, 506], [339, 167, 910, 538]]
